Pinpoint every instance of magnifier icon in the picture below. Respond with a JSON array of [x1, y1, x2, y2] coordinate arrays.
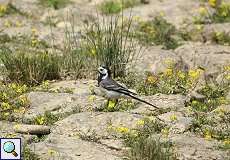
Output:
[[3, 141, 18, 157]]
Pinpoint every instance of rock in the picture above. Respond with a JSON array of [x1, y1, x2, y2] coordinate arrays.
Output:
[[216, 73, 230, 84], [10, 0, 43, 18], [52, 112, 143, 139], [133, 46, 183, 74], [23, 91, 106, 123], [0, 121, 37, 144], [131, 94, 186, 115], [56, 21, 71, 28], [0, 121, 16, 137], [14, 124, 51, 135], [99, 139, 124, 151], [212, 105, 230, 114], [23, 92, 77, 121], [170, 134, 229, 160], [175, 42, 230, 75], [49, 80, 97, 95], [31, 134, 122, 160], [123, 0, 199, 27], [30, 112, 142, 159], [158, 111, 193, 133], [202, 23, 230, 42]]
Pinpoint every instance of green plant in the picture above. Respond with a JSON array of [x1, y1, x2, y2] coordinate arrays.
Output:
[[99, 0, 140, 15], [193, 1, 230, 24], [211, 31, 230, 45], [212, 2, 230, 23], [0, 3, 24, 17], [123, 118, 176, 160], [119, 66, 203, 95], [0, 82, 30, 121], [83, 15, 140, 78], [188, 80, 230, 141], [99, 99, 137, 112], [134, 16, 180, 49], [0, 47, 60, 85], [39, 0, 70, 9], [23, 145, 40, 160], [33, 111, 60, 125]]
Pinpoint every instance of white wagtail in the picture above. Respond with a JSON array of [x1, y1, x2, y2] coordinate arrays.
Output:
[[97, 66, 159, 109]]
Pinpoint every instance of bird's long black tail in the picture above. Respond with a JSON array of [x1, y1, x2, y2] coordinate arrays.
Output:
[[119, 90, 159, 109]]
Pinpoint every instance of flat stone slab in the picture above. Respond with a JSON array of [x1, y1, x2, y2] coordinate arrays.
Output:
[[158, 111, 193, 134], [22, 91, 105, 122], [175, 42, 230, 74], [52, 112, 143, 139], [49, 80, 97, 96], [31, 134, 122, 160], [130, 94, 186, 114], [170, 134, 229, 160], [31, 112, 143, 160]]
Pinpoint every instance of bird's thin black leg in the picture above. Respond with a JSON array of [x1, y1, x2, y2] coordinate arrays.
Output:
[[115, 99, 119, 106], [107, 98, 110, 107]]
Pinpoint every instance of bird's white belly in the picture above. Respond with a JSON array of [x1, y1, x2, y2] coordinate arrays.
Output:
[[99, 87, 122, 99]]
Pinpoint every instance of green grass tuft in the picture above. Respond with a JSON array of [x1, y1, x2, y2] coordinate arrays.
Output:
[[133, 16, 181, 49]]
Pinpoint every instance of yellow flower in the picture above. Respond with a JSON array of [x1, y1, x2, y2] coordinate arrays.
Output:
[[177, 71, 186, 79], [31, 39, 39, 46], [9, 83, 17, 90], [116, 126, 129, 133], [218, 97, 228, 105], [161, 128, 169, 137], [147, 75, 157, 84], [36, 116, 45, 125], [224, 65, 230, 71], [0, 5, 7, 15], [209, 0, 216, 8], [16, 21, 22, 27], [164, 68, 173, 76], [18, 95, 29, 106], [4, 20, 11, 27], [21, 84, 28, 93], [196, 24, 204, 31], [159, 11, 165, 17], [188, 69, 201, 79], [13, 124, 21, 130], [192, 100, 198, 105], [198, 7, 208, 16], [88, 95, 96, 102], [1, 102, 11, 110], [1, 92, 8, 101], [164, 59, 174, 66], [107, 125, 114, 131], [41, 80, 50, 89], [225, 74, 230, 80], [31, 28, 38, 35], [204, 130, 212, 140], [136, 120, 145, 126], [90, 49, 96, 56], [223, 139, 230, 145], [3, 112, 10, 117], [48, 149, 57, 156], [108, 100, 116, 109], [170, 114, 178, 121], [16, 87, 23, 94]]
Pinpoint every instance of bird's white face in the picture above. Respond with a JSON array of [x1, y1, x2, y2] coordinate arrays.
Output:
[[98, 66, 108, 79]]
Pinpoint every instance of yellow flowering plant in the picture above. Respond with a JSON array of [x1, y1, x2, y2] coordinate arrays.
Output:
[[0, 82, 30, 121]]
